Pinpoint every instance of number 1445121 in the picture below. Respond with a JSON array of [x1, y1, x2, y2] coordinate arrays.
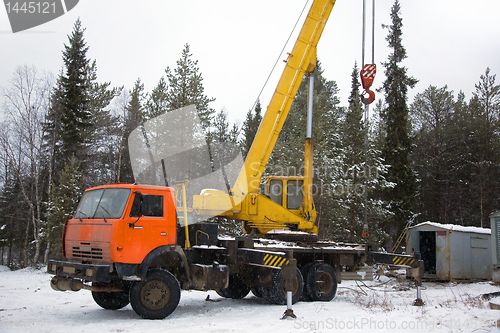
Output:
[[5, 2, 56, 14]]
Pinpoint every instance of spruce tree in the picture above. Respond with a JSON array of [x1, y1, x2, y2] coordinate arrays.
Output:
[[85, 60, 122, 186], [336, 64, 393, 244], [45, 156, 83, 258], [206, 110, 243, 236], [369, 99, 387, 151], [240, 100, 262, 158], [344, 64, 365, 172], [0, 172, 28, 268], [343, 63, 366, 242], [471, 68, 500, 227], [118, 78, 145, 183], [59, 18, 90, 164], [46, 19, 119, 184], [380, 0, 418, 244], [211, 110, 240, 169], [43, 72, 66, 182]]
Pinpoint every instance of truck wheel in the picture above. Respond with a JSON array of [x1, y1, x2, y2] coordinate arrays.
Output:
[[91, 285, 129, 310], [251, 287, 263, 298], [216, 274, 250, 299], [257, 286, 271, 300], [305, 263, 337, 301], [267, 268, 303, 305], [300, 262, 314, 301], [129, 269, 181, 319]]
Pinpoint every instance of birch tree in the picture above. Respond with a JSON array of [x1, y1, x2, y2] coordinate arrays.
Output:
[[1, 64, 53, 264]]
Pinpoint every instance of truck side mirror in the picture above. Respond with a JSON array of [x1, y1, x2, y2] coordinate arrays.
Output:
[[129, 192, 146, 228]]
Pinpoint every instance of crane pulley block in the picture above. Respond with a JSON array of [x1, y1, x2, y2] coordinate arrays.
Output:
[[360, 64, 376, 89]]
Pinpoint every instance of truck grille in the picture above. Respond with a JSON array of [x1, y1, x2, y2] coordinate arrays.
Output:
[[72, 246, 103, 260]]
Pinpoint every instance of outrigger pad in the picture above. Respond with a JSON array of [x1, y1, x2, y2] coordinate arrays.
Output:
[[281, 309, 297, 319]]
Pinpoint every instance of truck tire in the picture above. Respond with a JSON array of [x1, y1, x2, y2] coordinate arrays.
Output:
[[305, 263, 337, 301], [256, 286, 271, 300], [129, 269, 181, 319], [251, 287, 263, 298], [300, 262, 314, 301], [216, 274, 250, 299], [267, 267, 303, 305], [91, 284, 129, 310]]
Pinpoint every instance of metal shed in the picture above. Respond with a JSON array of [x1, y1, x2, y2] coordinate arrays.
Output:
[[406, 222, 491, 280], [490, 211, 500, 282]]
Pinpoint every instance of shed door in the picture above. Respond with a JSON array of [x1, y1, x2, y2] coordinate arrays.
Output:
[[470, 236, 491, 280], [420, 231, 436, 274]]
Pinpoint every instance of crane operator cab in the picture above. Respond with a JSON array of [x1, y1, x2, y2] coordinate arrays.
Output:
[[264, 176, 305, 213], [263, 176, 319, 242]]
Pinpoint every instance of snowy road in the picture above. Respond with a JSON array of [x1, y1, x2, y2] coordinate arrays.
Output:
[[1, 265, 499, 333]]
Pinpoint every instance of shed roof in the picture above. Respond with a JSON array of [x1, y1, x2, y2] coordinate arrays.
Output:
[[411, 221, 491, 235]]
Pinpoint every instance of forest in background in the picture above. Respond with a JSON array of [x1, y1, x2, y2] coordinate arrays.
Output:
[[1, 1, 499, 269]]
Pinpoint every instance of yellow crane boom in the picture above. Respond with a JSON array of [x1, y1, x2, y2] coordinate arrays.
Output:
[[238, 0, 335, 195], [194, 0, 337, 236]]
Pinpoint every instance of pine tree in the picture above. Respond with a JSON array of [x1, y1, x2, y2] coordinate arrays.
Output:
[[144, 76, 168, 120], [451, 93, 486, 226], [140, 44, 217, 188], [380, 0, 418, 245], [411, 85, 455, 224], [451, 91, 476, 225], [165, 44, 215, 130], [452, 86, 500, 227]]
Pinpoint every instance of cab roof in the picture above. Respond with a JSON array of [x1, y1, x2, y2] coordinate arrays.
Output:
[[85, 183, 175, 193]]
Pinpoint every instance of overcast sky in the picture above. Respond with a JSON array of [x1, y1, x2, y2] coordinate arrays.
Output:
[[1, 0, 500, 125]]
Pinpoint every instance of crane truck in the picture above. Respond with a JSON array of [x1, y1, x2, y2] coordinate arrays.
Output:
[[47, 0, 424, 319]]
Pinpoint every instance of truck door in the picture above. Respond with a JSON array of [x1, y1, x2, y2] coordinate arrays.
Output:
[[121, 190, 176, 264]]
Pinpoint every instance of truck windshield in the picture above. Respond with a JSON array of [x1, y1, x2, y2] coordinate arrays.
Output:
[[74, 188, 131, 219]]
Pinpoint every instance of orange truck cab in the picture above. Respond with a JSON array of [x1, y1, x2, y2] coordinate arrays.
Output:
[[63, 183, 177, 267], [48, 183, 230, 319]]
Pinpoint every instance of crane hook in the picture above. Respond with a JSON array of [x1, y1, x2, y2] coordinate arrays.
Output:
[[360, 64, 376, 105], [361, 88, 375, 105]]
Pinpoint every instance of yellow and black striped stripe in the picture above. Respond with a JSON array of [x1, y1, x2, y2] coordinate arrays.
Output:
[[263, 254, 289, 267], [392, 256, 415, 266]]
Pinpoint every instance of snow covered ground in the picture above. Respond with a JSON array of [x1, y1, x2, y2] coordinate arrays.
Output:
[[1, 265, 500, 333]]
